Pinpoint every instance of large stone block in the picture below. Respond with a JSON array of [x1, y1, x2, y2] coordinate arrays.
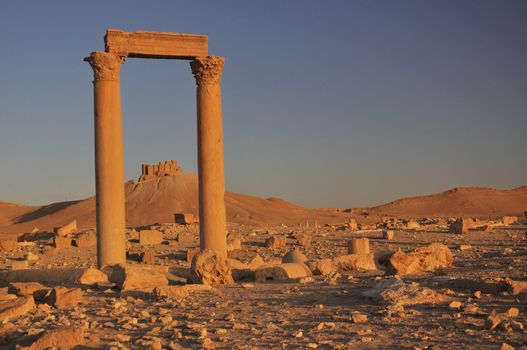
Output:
[[0, 267, 108, 286], [109, 264, 168, 290], [53, 220, 77, 237], [105, 29, 208, 59], [139, 230, 164, 245], [47, 287, 83, 309], [255, 263, 312, 282], [333, 253, 377, 271], [190, 250, 234, 285], [0, 296, 35, 322], [53, 236, 71, 249], [0, 238, 18, 252], [388, 243, 454, 276], [74, 231, 97, 248], [19, 326, 84, 350], [347, 238, 370, 255], [174, 213, 199, 225]]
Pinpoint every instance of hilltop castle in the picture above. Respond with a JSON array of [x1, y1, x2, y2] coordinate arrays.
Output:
[[138, 160, 181, 182]]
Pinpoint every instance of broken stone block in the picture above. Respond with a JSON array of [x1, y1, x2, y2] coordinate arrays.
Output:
[[20, 326, 84, 350], [247, 254, 265, 270], [53, 236, 71, 249], [109, 264, 169, 290], [186, 248, 200, 263], [282, 250, 308, 264], [333, 254, 377, 271], [53, 220, 77, 237], [7, 282, 47, 297], [501, 216, 517, 225], [362, 277, 450, 306], [153, 284, 212, 299], [406, 219, 420, 229], [227, 238, 242, 252], [174, 213, 199, 225], [74, 231, 96, 248], [177, 232, 196, 243], [139, 230, 164, 245], [0, 238, 18, 252], [296, 234, 311, 247], [190, 250, 234, 285], [0, 296, 35, 322], [265, 235, 286, 250], [140, 250, 155, 264], [0, 267, 108, 286], [505, 278, 527, 296], [449, 218, 471, 234], [306, 259, 337, 276], [255, 263, 312, 282], [347, 238, 370, 255], [388, 243, 454, 276], [382, 230, 395, 240], [47, 287, 83, 309], [11, 260, 28, 270]]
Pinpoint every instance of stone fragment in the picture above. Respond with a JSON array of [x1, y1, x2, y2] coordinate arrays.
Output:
[[139, 230, 164, 245], [282, 250, 308, 264], [53, 236, 71, 249], [53, 220, 77, 237], [255, 263, 312, 282], [265, 235, 286, 250], [19, 326, 84, 350], [186, 247, 200, 263], [362, 277, 450, 306], [347, 238, 370, 255], [7, 282, 47, 297], [405, 219, 420, 229], [247, 254, 265, 269], [0, 296, 35, 322], [388, 243, 454, 276], [11, 260, 28, 270], [140, 250, 155, 264], [0, 267, 108, 286], [505, 307, 520, 317], [501, 216, 517, 225], [505, 278, 527, 295], [449, 218, 471, 234], [306, 259, 337, 276], [174, 213, 199, 225], [296, 234, 311, 247], [47, 287, 83, 309], [458, 244, 472, 251], [333, 254, 377, 271], [153, 284, 212, 298], [74, 231, 97, 248], [448, 301, 462, 310], [350, 313, 368, 323], [227, 238, 242, 252], [109, 264, 169, 290], [0, 238, 18, 252], [347, 219, 358, 230], [190, 250, 234, 285], [500, 343, 515, 350], [382, 230, 394, 240]]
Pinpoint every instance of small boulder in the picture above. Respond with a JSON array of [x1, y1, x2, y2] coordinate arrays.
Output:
[[255, 263, 312, 282], [109, 264, 169, 290], [282, 250, 308, 264], [265, 235, 286, 250], [306, 259, 337, 276], [47, 287, 83, 309], [190, 250, 234, 285], [53, 220, 77, 237], [388, 243, 454, 276], [139, 230, 164, 245]]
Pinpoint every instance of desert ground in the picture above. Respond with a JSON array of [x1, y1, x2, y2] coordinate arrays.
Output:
[[0, 170, 526, 349]]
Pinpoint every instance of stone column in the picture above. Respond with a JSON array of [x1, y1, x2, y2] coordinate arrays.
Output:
[[85, 51, 127, 268], [190, 56, 227, 256]]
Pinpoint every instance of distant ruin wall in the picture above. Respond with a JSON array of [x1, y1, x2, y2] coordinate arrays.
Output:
[[139, 160, 181, 182]]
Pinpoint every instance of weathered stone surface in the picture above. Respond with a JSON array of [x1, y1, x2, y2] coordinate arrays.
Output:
[[53, 220, 77, 237], [7, 282, 47, 297], [501, 216, 518, 225], [382, 230, 395, 240], [265, 235, 286, 250], [506, 278, 527, 296], [362, 277, 449, 306], [190, 250, 234, 285], [19, 326, 84, 350], [140, 250, 155, 264], [47, 287, 83, 309], [388, 243, 454, 275], [0, 296, 35, 322], [449, 218, 471, 234], [74, 231, 97, 248], [11, 260, 28, 270], [347, 238, 370, 255], [153, 284, 212, 299], [53, 236, 71, 249], [109, 264, 169, 290], [282, 250, 308, 264], [0, 238, 18, 252], [255, 263, 312, 282], [333, 254, 377, 271], [0, 267, 108, 286], [306, 259, 337, 276], [174, 213, 199, 225], [139, 230, 164, 245]]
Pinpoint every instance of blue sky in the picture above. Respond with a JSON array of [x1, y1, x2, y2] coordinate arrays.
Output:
[[0, 1, 526, 207]]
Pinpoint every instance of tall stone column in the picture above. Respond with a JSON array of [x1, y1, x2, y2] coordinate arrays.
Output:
[[85, 51, 127, 268], [190, 56, 227, 257]]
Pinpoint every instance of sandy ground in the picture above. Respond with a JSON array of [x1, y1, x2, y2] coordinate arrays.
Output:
[[0, 219, 526, 349]]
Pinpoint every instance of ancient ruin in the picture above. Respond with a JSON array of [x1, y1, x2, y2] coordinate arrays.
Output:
[[85, 29, 227, 268], [139, 160, 181, 182]]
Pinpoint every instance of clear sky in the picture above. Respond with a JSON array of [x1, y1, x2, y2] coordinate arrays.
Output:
[[0, 1, 526, 208]]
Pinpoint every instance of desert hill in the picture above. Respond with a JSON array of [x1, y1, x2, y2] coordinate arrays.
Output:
[[364, 186, 527, 218]]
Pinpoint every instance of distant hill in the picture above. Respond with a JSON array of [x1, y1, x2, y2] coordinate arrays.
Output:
[[364, 186, 527, 218]]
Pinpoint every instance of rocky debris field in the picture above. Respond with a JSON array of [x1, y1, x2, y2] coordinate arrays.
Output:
[[0, 216, 526, 349]]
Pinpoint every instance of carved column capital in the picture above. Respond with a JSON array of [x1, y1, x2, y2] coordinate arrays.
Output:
[[84, 51, 125, 81], [190, 56, 225, 85]]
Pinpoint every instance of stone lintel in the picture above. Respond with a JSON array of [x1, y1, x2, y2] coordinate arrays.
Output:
[[105, 29, 208, 59]]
